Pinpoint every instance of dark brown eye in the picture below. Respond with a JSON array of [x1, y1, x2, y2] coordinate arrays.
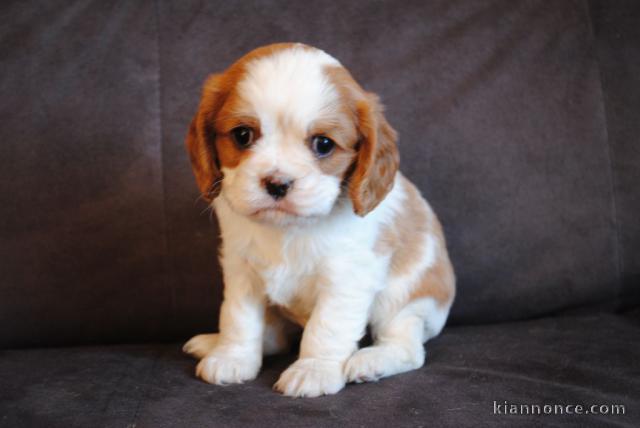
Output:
[[231, 126, 253, 148], [311, 135, 335, 158]]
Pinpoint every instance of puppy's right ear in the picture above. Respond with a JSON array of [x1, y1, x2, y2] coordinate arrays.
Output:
[[185, 74, 228, 201]]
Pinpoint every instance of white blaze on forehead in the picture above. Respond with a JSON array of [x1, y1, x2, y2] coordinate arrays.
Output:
[[238, 46, 342, 132]]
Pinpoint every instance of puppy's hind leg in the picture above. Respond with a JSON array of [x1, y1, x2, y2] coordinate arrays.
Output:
[[182, 333, 218, 360], [344, 298, 449, 383], [183, 333, 220, 360], [263, 306, 299, 356]]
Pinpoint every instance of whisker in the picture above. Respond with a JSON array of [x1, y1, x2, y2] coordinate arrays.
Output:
[[199, 204, 213, 217]]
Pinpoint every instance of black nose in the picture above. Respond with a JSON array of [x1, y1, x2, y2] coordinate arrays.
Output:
[[263, 177, 292, 200]]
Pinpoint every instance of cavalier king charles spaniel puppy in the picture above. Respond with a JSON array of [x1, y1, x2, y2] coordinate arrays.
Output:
[[183, 43, 455, 397]]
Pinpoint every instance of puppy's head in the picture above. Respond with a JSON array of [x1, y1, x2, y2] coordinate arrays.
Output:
[[186, 43, 399, 225]]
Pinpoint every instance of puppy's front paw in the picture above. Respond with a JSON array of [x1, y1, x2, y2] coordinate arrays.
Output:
[[274, 358, 345, 397], [183, 333, 220, 359], [196, 350, 261, 385]]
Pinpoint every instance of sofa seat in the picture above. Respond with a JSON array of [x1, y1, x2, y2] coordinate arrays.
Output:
[[2, 312, 637, 427]]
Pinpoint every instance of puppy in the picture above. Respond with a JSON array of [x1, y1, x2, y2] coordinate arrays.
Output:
[[183, 43, 455, 397]]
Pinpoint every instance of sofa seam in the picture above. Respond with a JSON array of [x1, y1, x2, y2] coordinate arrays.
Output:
[[153, 0, 176, 328], [128, 348, 162, 426], [584, 0, 624, 309]]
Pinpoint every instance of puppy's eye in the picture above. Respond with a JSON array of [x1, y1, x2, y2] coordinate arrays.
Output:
[[231, 126, 254, 148], [311, 135, 335, 158]]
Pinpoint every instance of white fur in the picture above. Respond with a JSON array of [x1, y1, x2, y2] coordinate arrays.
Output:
[[184, 46, 453, 397]]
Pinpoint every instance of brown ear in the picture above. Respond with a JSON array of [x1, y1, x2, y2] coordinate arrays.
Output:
[[349, 93, 400, 216], [185, 74, 228, 201]]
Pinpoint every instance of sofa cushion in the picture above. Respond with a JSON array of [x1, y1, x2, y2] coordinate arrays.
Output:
[[2, 313, 637, 427]]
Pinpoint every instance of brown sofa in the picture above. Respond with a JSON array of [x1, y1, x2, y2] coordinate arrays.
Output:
[[1, 1, 638, 426]]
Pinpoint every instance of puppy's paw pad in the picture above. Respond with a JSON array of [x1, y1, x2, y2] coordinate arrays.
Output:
[[345, 346, 398, 383], [274, 358, 345, 397], [183, 333, 220, 359], [196, 353, 260, 385]]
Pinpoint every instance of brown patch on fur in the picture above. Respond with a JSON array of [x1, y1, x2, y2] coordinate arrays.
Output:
[[409, 234, 456, 307], [274, 304, 308, 327], [375, 176, 455, 307], [185, 43, 309, 201], [214, 134, 253, 169], [213, 93, 261, 170], [374, 177, 430, 277], [316, 148, 357, 178], [324, 66, 400, 216]]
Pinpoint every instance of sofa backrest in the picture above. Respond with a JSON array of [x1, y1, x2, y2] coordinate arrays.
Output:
[[1, 0, 638, 348]]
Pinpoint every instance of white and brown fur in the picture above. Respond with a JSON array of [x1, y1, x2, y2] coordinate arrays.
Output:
[[183, 43, 455, 397]]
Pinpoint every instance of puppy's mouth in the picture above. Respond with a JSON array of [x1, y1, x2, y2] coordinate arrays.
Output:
[[251, 204, 301, 218]]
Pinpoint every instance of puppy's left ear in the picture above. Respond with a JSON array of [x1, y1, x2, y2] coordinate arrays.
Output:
[[349, 93, 400, 216]]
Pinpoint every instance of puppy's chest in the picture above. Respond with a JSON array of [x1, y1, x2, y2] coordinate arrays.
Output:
[[244, 233, 329, 309], [246, 232, 335, 317], [260, 263, 318, 319]]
